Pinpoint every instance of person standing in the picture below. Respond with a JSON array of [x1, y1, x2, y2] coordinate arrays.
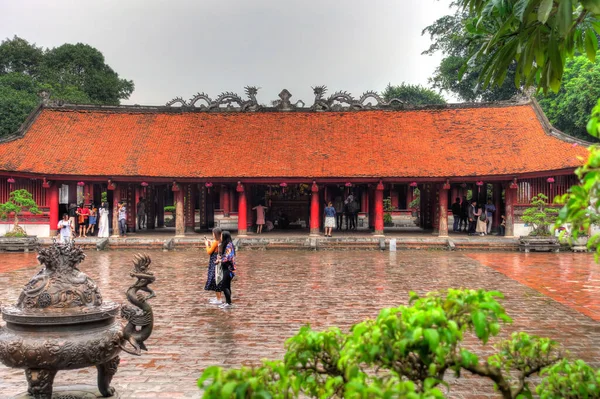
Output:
[[476, 204, 487, 236], [484, 199, 496, 234], [460, 196, 469, 232], [118, 201, 127, 237], [98, 202, 110, 238], [57, 213, 73, 244], [344, 193, 354, 230], [86, 204, 97, 236], [499, 215, 506, 236], [217, 231, 236, 309], [204, 227, 223, 304], [252, 203, 268, 234], [137, 197, 146, 230], [451, 197, 461, 233], [334, 197, 344, 231], [468, 200, 478, 236], [76, 203, 89, 238], [349, 198, 359, 230], [324, 201, 336, 237]]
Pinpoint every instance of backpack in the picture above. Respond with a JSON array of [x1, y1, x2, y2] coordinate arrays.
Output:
[[479, 212, 487, 222]]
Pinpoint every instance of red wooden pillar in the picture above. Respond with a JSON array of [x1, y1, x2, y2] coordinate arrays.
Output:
[[505, 180, 517, 237], [374, 181, 384, 235], [390, 186, 399, 209], [157, 185, 165, 228], [185, 183, 196, 233], [111, 186, 120, 237], [49, 183, 59, 235], [361, 188, 368, 213], [439, 182, 450, 237], [174, 184, 185, 236], [493, 183, 502, 233], [222, 185, 230, 217], [245, 184, 253, 231], [309, 182, 320, 235], [229, 188, 236, 214], [237, 182, 247, 235]]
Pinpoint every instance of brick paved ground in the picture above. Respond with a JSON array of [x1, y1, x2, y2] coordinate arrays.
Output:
[[1, 250, 599, 398]]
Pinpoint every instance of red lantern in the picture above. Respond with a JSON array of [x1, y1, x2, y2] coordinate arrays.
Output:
[[205, 182, 213, 193], [409, 182, 418, 187], [42, 178, 51, 189], [7, 177, 15, 184], [280, 182, 287, 193], [141, 181, 149, 187], [547, 177, 555, 197], [510, 178, 518, 189], [172, 182, 180, 192], [77, 181, 85, 187], [345, 182, 352, 187]]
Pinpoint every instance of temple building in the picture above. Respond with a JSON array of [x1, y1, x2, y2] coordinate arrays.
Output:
[[0, 87, 590, 238]]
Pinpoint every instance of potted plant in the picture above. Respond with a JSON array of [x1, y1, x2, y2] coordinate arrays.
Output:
[[409, 187, 420, 217], [519, 193, 560, 252], [0, 189, 41, 252], [383, 197, 394, 227]]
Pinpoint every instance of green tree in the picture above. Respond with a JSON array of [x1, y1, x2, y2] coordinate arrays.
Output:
[[41, 43, 134, 105], [0, 36, 134, 137], [0, 35, 43, 76], [198, 288, 598, 398], [0, 73, 40, 136], [537, 55, 600, 140], [382, 83, 446, 105], [422, 5, 520, 102]]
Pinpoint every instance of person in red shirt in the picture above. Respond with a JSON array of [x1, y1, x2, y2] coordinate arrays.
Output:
[[76, 203, 90, 238]]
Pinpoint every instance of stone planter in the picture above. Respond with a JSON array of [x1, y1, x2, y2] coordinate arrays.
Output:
[[571, 236, 589, 253], [518, 236, 560, 253], [0, 236, 39, 253]]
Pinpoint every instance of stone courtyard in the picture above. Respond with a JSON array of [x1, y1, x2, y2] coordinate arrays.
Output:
[[1, 250, 599, 398]]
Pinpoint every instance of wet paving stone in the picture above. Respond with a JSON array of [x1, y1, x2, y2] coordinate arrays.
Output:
[[1, 250, 599, 398]]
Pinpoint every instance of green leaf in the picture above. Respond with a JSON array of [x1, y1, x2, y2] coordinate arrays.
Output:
[[582, 0, 600, 14], [538, 0, 554, 23], [585, 28, 598, 62], [424, 328, 440, 351], [472, 311, 488, 341], [556, 0, 573, 37]]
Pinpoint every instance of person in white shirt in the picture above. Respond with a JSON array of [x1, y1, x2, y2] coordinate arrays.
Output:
[[57, 213, 73, 244]]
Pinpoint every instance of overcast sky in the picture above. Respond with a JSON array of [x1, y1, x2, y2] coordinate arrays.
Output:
[[1, 0, 453, 106]]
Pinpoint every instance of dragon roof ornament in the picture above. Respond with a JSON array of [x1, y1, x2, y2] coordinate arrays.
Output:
[[165, 86, 405, 112]]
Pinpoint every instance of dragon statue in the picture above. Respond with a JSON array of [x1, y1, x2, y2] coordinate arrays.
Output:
[[167, 86, 406, 111], [167, 86, 261, 111], [311, 85, 405, 110], [119, 253, 155, 356]]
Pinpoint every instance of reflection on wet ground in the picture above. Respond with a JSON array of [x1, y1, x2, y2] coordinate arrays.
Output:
[[1, 250, 599, 398]]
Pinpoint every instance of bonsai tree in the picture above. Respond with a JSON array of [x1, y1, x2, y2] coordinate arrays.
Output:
[[522, 194, 559, 236], [383, 196, 393, 225], [0, 189, 41, 237], [409, 188, 421, 211], [198, 288, 599, 398]]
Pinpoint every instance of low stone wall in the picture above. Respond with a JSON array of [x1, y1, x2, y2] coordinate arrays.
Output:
[[0, 223, 50, 237]]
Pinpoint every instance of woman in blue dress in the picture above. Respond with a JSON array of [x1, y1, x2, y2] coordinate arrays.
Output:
[[217, 231, 237, 309]]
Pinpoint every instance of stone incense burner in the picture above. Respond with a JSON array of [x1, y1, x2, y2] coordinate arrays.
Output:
[[0, 242, 156, 399]]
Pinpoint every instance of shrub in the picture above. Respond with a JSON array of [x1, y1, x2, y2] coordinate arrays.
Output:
[[198, 289, 597, 398], [384, 196, 393, 225], [164, 206, 176, 214]]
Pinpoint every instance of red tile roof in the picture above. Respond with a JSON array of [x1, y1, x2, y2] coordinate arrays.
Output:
[[0, 103, 588, 179]]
